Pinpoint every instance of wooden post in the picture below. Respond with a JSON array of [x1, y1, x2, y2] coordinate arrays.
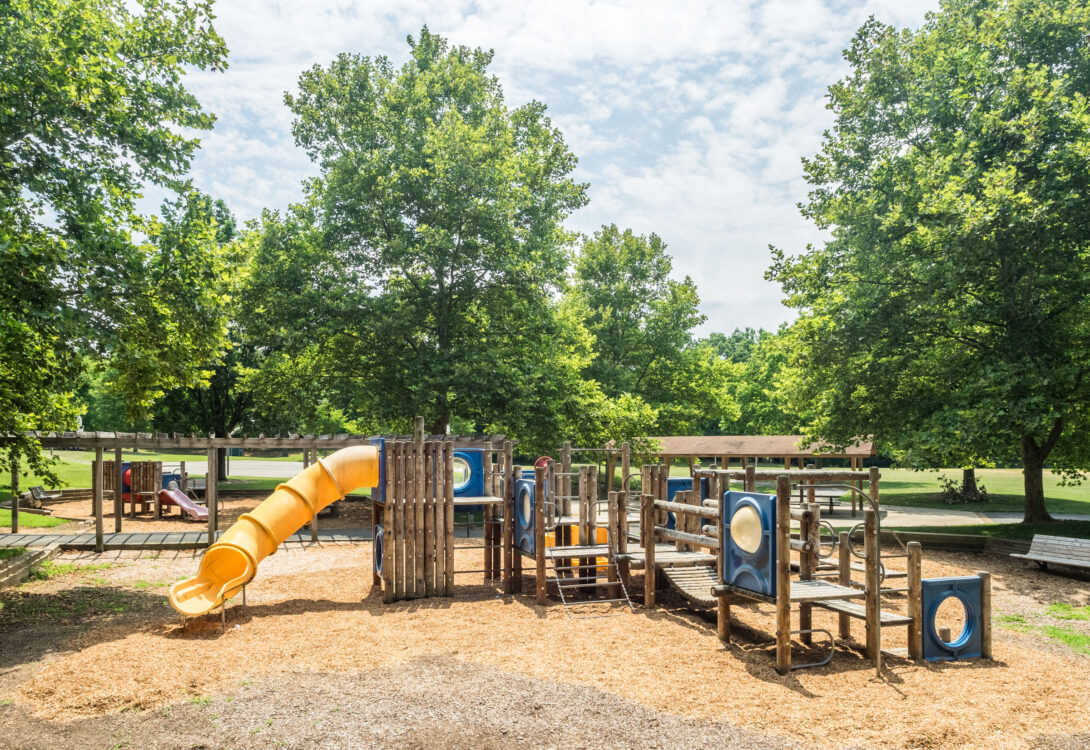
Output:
[[641, 493, 656, 607], [799, 499, 814, 645], [561, 441, 572, 518], [483, 442, 494, 582], [606, 489, 619, 599], [383, 441, 395, 603], [717, 593, 731, 642], [588, 464, 598, 556], [444, 443, 454, 596], [113, 447, 123, 532], [979, 570, 992, 659], [606, 449, 616, 493], [534, 464, 547, 605], [511, 461, 522, 595], [414, 420, 425, 596], [205, 446, 216, 547], [621, 441, 631, 511], [424, 441, 435, 596], [775, 474, 791, 674], [907, 541, 923, 659], [864, 507, 880, 671], [9, 458, 18, 534], [838, 531, 852, 639], [502, 441, 514, 593], [94, 447, 104, 552], [687, 455, 696, 475], [491, 444, 501, 580], [395, 442, 406, 601], [869, 465, 880, 509], [434, 442, 447, 595], [745, 464, 756, 492]]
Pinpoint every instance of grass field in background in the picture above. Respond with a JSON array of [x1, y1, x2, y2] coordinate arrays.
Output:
[[885, 520, 1090, 541], [667, 463, 1089, 515], [0, 509, 70, 528]]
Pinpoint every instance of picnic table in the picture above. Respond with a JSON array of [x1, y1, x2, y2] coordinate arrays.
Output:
[[793, 485, 844, 515]]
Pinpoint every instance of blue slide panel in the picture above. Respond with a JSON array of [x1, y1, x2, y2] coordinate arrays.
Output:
[[721, 490, 778, 598], [369, 438, 386, 504]]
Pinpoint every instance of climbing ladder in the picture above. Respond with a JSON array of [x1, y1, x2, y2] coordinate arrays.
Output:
[[544, 453, 633, 617]]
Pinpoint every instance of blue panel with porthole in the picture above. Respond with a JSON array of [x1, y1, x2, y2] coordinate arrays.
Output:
[[721, 490, 777, 597], [514, 477, 537, 556], [921, 576, 983, 661], [452, 450, 485, 497]]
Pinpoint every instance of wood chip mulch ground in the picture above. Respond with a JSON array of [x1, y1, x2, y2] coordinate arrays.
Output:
[[0, 538, 1088, 749]]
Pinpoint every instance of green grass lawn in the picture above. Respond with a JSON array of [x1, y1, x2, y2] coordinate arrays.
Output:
[[887, 520, 1090, 541], [667, 463, 1090, 515], [0, 509, 70, 529]]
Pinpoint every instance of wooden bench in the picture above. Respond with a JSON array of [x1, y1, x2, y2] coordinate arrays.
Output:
[[1011, 535, 1090, 572]]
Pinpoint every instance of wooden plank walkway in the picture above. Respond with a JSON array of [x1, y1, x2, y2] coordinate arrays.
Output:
[[0, 528, 372, 551], [663, 566, 718, 607]]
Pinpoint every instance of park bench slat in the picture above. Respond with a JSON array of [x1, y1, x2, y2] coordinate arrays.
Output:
[[1011, 534, 1090, 570]]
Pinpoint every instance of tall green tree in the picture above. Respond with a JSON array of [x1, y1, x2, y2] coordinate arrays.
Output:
[[278, 28, 588, 435], [770, 0, 1090, 521], [0, 0, 227, 478], [569, 225, 737, 434], [711, 327, 805, 435]]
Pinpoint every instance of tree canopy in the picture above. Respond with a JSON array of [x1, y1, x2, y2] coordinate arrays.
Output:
[[770, 0, 1090, 520], [0, 0, 228, 477]]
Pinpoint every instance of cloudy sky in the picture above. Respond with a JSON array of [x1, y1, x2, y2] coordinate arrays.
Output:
[[161, 0, 939, 334]]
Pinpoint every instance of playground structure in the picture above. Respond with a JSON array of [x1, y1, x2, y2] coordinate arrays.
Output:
[[5, 425, 993, 676]]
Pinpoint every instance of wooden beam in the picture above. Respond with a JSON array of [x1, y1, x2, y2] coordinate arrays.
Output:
[[864, 507, 880, 670], [9, 458, 18, 534], [413, 418, 425, 597], [502, 442, 514, 594], [838, 531, 851, 639], [383, 442, 394, 603], [907, 541, 922, 659], [979, 570, 992, 659], [113, 447, 123, 533], [94, 447, 104, 553], [535, 464, 547, 605], [444, 443, 454, 596], [642, 493, 656, 608], [775, 474, 791, 674]]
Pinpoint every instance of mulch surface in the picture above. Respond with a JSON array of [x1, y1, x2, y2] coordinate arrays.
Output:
[[0, 541, 1087, 749]]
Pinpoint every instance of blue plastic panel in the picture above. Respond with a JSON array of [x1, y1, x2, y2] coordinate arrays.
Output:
[[515, 477, 536, 556], [665, 477, 693, 530], [922, 576, 983, 661], [453, 450, 485, 497], [721, 490, 778, 597], [369, 438, 386, 504]]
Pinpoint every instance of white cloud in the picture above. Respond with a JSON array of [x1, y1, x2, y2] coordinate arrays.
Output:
[[146, 0, 939, 333]]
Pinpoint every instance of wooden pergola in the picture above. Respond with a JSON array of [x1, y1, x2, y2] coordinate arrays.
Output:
[[646, 435, 876, 472], [2, 431, 506, 550]]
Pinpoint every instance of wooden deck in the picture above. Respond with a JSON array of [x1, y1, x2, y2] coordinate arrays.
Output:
[[815, 599, 912, 625], [0, 528, 372, 551], [789, 579, 865, 603]]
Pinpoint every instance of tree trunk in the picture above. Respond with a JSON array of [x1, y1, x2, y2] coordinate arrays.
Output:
[[217, 447, 228, 480], [1020, 437, 1053, 523], [429, 412, 450, 435], [961, 467, 978, 497]]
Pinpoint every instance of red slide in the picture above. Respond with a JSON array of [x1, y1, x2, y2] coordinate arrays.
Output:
[[158, 488, 209, 521]]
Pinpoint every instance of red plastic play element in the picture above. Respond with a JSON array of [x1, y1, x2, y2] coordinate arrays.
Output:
[[534, 456, 552, 470]]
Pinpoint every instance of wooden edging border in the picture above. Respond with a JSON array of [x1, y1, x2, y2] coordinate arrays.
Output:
[[0, 542, 62, 588]]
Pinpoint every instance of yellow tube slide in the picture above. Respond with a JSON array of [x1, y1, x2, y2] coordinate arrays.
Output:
[[169, 445, 379, 617]]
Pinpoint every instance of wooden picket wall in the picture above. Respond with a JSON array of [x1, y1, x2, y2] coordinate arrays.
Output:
[[379, 434, 455, 602]]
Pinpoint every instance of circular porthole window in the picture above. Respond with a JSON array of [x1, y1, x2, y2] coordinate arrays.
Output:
[[730, 504, 764, 554], [518, 486, 533, 529], [452, 456, 472, 493]]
